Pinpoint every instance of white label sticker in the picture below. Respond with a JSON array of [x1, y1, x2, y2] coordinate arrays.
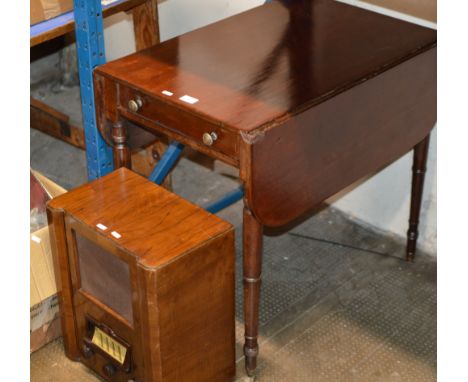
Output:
[[31, 235, 41, 244], [111, 231, 122, 239], [96, 223, 108, 231], [179, 95, 199, 104], [162, 90, 173, 96], [101, 0, 119, 6]]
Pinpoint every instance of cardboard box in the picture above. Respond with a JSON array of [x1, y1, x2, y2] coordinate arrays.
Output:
[[30, 0, 73, 26], [30, 171, 67, 352]]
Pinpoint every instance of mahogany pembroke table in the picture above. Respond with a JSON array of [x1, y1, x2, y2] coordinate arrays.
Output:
[[93, 0, 436, 375]]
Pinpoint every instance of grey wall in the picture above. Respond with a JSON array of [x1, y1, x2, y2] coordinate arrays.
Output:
[[330, 127, 437, 254]]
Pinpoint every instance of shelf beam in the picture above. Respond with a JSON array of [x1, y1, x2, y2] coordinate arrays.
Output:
[[31, 0, 147, 47]]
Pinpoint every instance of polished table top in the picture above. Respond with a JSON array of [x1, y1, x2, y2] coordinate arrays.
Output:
[[97, 0, 436, 133]]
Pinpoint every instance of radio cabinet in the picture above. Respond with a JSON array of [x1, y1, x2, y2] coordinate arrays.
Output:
[[47, 168, 236, 382]]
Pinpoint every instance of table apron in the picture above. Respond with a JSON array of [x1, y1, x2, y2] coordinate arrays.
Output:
[[118, 85, 240, 166]]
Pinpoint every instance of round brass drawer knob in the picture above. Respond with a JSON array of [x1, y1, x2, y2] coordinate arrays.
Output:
[[128, 98, 142, 112], [202, 132, 218, 146]]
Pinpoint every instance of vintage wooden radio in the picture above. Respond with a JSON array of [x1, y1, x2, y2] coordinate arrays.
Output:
[[47, 168, 236, 382]]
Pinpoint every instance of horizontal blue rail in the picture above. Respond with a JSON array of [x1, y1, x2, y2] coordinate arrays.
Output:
[[30, 11, 74, 39], [149, 141, 185, 185], [205, 186, 244, 214], [148, 141, 242, 213]]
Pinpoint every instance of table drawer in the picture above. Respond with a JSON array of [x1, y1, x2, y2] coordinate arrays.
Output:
[[119, 86, 239, 161]]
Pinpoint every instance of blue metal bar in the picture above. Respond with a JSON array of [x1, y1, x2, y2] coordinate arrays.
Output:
[[148, 141, 185, 185], [31, 0, 132, 40], [205, 186, 244, 214], [74, 0, 114, 180], [30, 12, 74, 39]]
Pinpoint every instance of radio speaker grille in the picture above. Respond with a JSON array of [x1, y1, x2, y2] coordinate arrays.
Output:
[[75, 232, 133, 324]]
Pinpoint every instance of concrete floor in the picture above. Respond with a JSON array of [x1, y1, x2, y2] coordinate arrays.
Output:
[[30, 129, 436, 381]]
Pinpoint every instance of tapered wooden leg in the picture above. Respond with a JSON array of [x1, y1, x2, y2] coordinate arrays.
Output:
[[406, 135, 430, 262], [112, 120, 131, 169], [243, 207, 263, 376]]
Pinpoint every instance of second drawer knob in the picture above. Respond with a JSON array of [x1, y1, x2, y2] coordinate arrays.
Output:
[[128, 98, 143, 112], [202, 132, 218, 146]]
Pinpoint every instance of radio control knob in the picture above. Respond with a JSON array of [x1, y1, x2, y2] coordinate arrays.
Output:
[[103, 363, 117, 377], [82, 344, 94, 358]]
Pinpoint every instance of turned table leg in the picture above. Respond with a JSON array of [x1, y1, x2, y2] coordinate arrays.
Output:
[[243, 207, 263, 376], [112, 120, 131, 169], [406, 134, 430, 262]]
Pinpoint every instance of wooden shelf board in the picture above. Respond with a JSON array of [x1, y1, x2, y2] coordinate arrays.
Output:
[[30, 0, 146, 47]]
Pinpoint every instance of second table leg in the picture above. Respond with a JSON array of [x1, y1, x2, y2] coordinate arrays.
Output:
[[243, 206, 264, 376], [406, 134, 430, 262]]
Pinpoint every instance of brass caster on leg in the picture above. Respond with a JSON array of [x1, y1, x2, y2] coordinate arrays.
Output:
[[245, 368, 256, 379], [244, 344, 258, 379], [406, 228, 417, 262]]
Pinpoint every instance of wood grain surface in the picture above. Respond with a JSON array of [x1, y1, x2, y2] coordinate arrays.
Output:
[[30, 97, 85, 149], [48, 168, 231, 268], [244, 47, 436, 226], [96, 0, 435, 133], [132, 0, 160, 50], [48, 168, 236, 381]]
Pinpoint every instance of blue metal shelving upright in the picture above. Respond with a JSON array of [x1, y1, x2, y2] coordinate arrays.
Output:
[[74, 0, 113, 180]]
